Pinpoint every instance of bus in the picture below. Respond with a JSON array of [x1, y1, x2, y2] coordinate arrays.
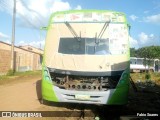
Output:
[[130, 57, 160, 72], [42, 10, 130, 105]]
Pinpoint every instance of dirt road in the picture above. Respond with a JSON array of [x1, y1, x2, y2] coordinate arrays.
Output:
[[0, 75, 72, 111], [0, 75, 95, 120], [0, 76, 41, 111], [0, 74, 160, 120]]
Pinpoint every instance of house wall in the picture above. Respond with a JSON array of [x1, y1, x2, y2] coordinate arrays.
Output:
[[0, 49, 11, 75], [19, 45, 43, 54], [0, 42, 43, 74]]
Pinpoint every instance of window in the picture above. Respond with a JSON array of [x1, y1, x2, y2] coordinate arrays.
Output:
[[58, 37, 109, 55]]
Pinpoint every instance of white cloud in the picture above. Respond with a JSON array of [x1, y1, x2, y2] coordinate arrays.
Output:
[[29, 40, 45, 49], [17, 39, 45, 49], [0, 32, 11, 44], [144, 14, 160, 25], [75, 5, 82, 10], [18, 40, 26, 45], [0, 0, 13, 14], [138, 32, 157, 46], [129, 15, 138, 21], [0, 0, 83, 49], [0, 0, 81, 29], [0, 32, 10, 39], [129, 36, 138, 48], [149, 34, 155, 38], [138, 32, 149, 44], [50, 0, 71, 13], [129, 32, 159, 48]]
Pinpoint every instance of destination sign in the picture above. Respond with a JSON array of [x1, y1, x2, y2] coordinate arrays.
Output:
[[52, 12, 125, 23]]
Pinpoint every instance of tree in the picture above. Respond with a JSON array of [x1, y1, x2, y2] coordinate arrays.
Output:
[[136, 46, 160, 72], [130, 48, 137, 57]]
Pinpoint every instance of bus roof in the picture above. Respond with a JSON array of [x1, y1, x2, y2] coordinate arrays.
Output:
[[48, 10, 127, 25]]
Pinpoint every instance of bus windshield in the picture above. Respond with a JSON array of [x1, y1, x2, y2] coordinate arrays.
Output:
[[56, 22, 128, 55], [58, 37, 109, 55], [51, 12, 129, 55]]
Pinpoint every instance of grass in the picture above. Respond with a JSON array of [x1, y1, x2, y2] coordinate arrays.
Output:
[[13, 70, 41, 76], [0, 70, 42, 84], [130, 72, 160, 84]]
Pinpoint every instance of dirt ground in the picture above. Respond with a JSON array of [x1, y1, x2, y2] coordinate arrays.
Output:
[[0, 74, 160, 120]]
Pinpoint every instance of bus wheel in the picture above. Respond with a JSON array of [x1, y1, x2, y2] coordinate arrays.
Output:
[[40, 98, 45, 104], [40, 99, 44, 104], [40, 99, 49, 105]]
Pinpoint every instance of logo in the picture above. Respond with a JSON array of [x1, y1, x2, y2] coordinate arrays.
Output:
[[2, 112, 11, 117], [70, 14, 80, 20]]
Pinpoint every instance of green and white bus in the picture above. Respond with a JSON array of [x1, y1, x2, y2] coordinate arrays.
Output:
[[42, 10, 130, 105]]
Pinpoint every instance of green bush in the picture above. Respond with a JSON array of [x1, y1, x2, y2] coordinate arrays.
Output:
[[145, 73, 151, 80], [7, 69, 15, 76]]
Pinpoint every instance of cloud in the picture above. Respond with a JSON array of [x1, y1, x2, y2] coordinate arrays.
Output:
[[129, 36, 138, 48], [0, 0, 81, 29], [75, 5, 82, 10], [17, 39, 45, 49], [129, 32, 159, 48], [50, 0, 71, 13], [138, 32, 158, 47], [18, 40, 26, 45], [0, 0, 13, 14], [144, 14, 160, 25], [138, 32, 149, 44], [29, 40, 45, 49], [0, 32, 11, 44], [129, 15, 138, 21], [0, 32, 10, 39]]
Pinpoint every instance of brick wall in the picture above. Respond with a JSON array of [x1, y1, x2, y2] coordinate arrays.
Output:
[[0, 49, 11, 74], [0, 42, 42, 74]]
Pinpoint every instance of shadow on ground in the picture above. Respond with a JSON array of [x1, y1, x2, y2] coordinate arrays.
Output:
[[127, 81, 160, 113], [36, 80, 42, 103]]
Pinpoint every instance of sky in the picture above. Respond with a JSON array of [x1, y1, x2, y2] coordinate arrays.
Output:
[[0, 0, 160, 49]]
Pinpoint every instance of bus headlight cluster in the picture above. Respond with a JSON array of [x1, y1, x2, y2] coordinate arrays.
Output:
[[43, 67, 52, 83]]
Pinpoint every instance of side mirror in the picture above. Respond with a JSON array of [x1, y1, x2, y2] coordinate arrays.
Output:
[[127, 24, 131, 30], [40, 27, 48, 30]]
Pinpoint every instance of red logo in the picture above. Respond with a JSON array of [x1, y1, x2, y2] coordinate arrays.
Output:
[[70, 14, 80, 20]]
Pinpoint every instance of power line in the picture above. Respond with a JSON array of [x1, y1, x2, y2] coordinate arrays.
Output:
[[0, 0, 45, 29], [1, 0, 47, 48], [18, 0, 47, 28], [0, 0, 13, 14]]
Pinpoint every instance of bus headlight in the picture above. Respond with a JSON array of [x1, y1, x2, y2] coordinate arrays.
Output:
[[43, 67, 52, 83]]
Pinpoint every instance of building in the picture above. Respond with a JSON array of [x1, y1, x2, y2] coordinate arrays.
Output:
[[19, 45, 43, 54], [130, 57, 160, 72], [0, 41, 43, 75]]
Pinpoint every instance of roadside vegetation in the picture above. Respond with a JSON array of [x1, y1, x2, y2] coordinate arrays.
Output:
[[0, 70, 41, 85], [130, 46, 160, 59], [130, 46, 160, 85], [130, 72, 160, 85], [131, 46, 160, 71]]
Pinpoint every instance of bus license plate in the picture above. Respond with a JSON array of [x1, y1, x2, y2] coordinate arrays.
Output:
[[75, 95, 90, 100]]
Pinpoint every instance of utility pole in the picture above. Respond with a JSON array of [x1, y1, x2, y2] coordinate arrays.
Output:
[[11, 0, 16, 72]]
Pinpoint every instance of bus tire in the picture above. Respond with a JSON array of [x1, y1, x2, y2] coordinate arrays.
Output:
[[40, 99, 44, 104]]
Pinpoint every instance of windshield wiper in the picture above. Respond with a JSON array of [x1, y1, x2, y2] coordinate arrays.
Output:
[[95, 21, 110, 44], [94, 21, 110, 53], [65, 22, 81, 41], [98, 21, 110, 39]]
